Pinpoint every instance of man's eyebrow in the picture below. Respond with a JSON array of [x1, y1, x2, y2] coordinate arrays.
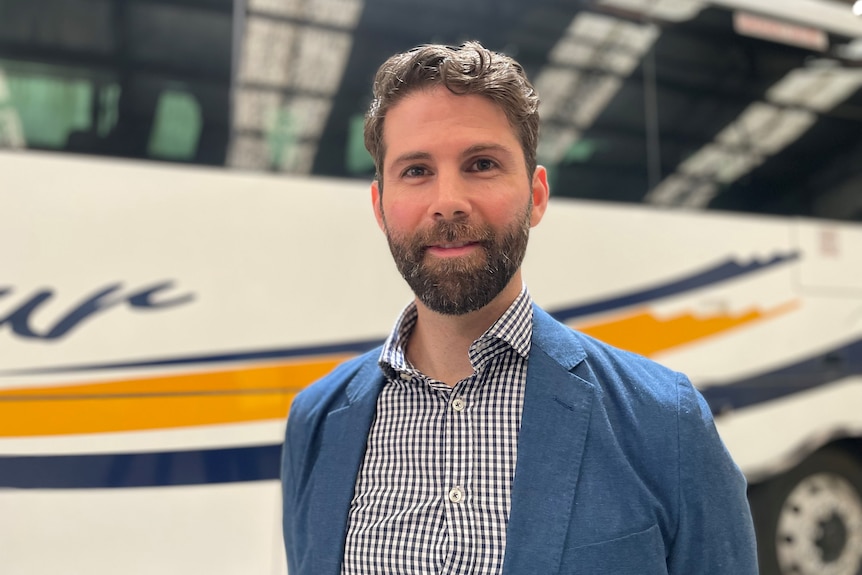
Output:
[[389, 144, 516, 168], [391, 151, 432, 166], [461, 143, 516, 159]]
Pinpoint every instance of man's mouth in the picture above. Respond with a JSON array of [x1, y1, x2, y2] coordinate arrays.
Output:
[[425, 241, 481, 257]]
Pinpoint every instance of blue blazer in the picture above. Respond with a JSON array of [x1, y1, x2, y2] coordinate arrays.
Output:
[[282, 306, 758, 574]]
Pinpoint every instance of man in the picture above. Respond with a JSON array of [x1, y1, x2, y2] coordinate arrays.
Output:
[[282, 41, 758, 575]]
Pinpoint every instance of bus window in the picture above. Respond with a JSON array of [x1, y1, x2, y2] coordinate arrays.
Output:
[[147, 89, 203, 161], [0, 68, 25, 148], [0, 60, 116, 150]]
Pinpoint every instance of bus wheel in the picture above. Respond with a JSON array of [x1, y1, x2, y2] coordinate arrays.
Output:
[[750, 446, 862, 575]]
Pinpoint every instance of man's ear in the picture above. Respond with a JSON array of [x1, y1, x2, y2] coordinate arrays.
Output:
[[530, 166, 550, 227], [371, 180, 385, 232]]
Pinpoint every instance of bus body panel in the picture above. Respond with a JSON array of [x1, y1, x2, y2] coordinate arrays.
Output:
[[2, 150, 861, 573]]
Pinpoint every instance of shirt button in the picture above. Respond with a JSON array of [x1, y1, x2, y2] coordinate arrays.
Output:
[[448, 486, 464, 504], [452, 397, 466, 412], [399, 373, 411, 381]]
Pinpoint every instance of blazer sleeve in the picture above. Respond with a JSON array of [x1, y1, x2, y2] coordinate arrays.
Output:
[[282, 387, 312, 575], [280, 350, 380, 575], [667, 373, 758, 574], [280, 364, 343, 575]]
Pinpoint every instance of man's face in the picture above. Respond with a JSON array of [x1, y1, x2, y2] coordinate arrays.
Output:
[[372, 86, 548, 315]]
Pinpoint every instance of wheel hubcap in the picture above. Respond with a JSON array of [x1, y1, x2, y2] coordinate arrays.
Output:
[[775, 472, 862, 575]]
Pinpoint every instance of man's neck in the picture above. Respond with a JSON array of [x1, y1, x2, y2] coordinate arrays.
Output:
[[405, 279, 522, 387]]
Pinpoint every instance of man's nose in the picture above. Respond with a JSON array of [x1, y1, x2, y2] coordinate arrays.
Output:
[[428, 172, 472, 221]]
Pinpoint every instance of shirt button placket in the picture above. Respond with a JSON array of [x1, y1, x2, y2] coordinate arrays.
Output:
[[444, 384, 472, 569]]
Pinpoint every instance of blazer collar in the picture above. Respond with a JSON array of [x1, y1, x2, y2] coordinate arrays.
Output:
[[529, 304, 587, 369], [503, 306, 594, 574]]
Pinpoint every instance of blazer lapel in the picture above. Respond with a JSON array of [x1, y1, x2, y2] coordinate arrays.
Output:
[[306, 356, 384, 575], [503, 307, 595, 574]]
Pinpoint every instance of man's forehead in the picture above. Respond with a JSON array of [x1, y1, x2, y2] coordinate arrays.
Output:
[[380, 89, 522, 168]]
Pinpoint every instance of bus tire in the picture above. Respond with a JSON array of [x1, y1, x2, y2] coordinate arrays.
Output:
[[749, 445, 862, 575]]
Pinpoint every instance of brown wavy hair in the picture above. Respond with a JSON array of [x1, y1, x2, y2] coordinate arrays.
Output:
[[364, 41, 540, 186]]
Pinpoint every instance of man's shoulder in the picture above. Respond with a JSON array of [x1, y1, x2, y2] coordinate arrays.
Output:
[[579, 328, 681, 382], [532, 304, 685, 407], [578, 329, 686, 413]]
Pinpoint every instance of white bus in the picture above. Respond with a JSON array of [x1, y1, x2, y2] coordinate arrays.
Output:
[[2, 1, 862, 574]]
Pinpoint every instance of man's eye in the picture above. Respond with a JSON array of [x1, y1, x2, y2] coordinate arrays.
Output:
[[472, 158, 496, 171], [404, 166, 428, 177]]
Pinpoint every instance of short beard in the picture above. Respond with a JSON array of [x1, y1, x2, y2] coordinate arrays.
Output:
[[382, 206, 531, 316]]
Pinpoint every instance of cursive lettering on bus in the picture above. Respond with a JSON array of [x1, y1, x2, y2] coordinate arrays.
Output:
[[0, 281, 195, 341]]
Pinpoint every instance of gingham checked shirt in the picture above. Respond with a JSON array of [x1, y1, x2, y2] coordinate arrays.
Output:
[[341, 288, 532, 575]]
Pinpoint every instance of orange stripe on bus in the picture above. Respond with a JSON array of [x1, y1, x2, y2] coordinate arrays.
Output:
[[0, 356, 349, 437], [0, 300, 800, 437], [576, 300, 800, 357]]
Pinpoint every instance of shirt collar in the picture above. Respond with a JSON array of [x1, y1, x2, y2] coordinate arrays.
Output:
[[379, 286, 533, 379]]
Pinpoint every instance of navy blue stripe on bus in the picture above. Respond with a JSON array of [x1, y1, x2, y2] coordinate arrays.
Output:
[[0, 444, 282, 489], [701, 337, 862, 415], [550, 252, 799, 322], [1, 253, 799, 378], [0, 338, 384, 377]]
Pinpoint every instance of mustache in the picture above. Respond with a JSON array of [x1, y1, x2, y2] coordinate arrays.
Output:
[[417, 219, 491, 246]]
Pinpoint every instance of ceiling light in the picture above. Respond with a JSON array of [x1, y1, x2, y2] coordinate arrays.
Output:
[[646, 61, 837, 208], [767, 65, 862, 112], [754, 109, 816, 155], [291, 27, 353, 93], [680, 182, 718, 208], [835, 38, 862, 60], [715, 103, 816, 155], [280, 96, 332, 139], [237, 17, 296, 88], [227, 134, 270, 170], [645, 174, 690, 204], [229, 1, 364, 173], [249, 0, 363, 28], [233, 89, 280, 131], [532, 67, 580, 118], [537, 125, 581, 165], [536, 12, 660, 164], [570, 75, 623, 126], [597, 0, 705, 22]]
